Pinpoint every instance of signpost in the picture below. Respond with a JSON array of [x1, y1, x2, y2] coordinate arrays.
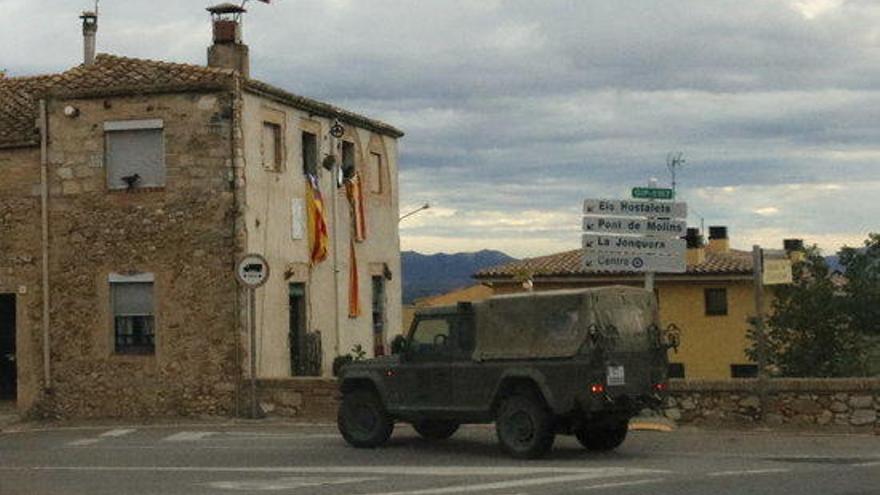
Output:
[[582, 185, 687, 280], [236, 253, 270, 419], [582, 233, 686, 256], [582, 217, 686, 236], [583, 199, 687, 219], [631, 187, 674, 200], [583, 252, 686, 273]]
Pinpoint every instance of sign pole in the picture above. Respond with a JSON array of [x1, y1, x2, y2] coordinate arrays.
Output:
[[751, 245, 768, 420], [644, 178, 658, 292], [249, 287, 258, 419]]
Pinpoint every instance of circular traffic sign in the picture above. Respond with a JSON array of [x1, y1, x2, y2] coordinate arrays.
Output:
[[236, 254, 270, 288]]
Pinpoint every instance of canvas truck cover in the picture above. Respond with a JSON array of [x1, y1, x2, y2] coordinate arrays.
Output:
[[472, 286, 658, 360]]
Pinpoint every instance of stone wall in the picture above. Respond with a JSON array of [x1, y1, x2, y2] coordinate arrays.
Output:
[[257, 378, 338, 420], [1, 91, 243, 418], [666, 378, 880, 431]]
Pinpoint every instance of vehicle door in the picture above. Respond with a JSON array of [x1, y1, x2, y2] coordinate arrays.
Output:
[[396, 315, 454, 412]]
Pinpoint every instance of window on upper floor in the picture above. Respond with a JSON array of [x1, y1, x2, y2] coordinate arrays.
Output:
[[301, 131, 318, 176], [704, 288, 728, 316], [110, 273, 155, 355], [262, 121, 283, 172], [105, 120, 165, 190], [341, 140, 356, 181], [369, 152, 383, 194]]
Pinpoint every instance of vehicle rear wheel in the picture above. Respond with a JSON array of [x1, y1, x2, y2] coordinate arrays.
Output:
[[575, 419, 628, 451], [413, 420, 460, 440], [495, 394, 555, 459], [337, 389, 394, 448]]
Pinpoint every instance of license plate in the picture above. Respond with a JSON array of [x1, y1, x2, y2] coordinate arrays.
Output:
[[607, 365, 625, 386]]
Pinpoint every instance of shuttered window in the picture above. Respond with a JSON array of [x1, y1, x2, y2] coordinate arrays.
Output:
[[111, 274, 155, 355], [105, 120, 165, 190]]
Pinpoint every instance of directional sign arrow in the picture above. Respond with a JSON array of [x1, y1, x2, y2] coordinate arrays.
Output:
[[582, 233, 686, 256], [583, 199, 687, 219], [582, 217, 687, 237], [582, 252, 686, 273]]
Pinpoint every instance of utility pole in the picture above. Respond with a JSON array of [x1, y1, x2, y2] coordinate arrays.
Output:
[[751, 245, 768, 420]]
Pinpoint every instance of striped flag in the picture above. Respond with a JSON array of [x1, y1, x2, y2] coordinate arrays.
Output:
[[345, 172, 367, 242], [348, 239, 361, 318], [306, 174, 329, 264]]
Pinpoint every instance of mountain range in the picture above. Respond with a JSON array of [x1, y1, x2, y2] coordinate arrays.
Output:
[[401, 250, 516, 303]]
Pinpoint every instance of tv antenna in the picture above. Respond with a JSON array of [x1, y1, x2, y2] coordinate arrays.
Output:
[[666, 151, 685, 196]]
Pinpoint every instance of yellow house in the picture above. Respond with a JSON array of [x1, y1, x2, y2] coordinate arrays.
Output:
[[473, 227, 793, 380]]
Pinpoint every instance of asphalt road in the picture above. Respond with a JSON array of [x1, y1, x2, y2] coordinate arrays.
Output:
[[0, 421, 877, 495]]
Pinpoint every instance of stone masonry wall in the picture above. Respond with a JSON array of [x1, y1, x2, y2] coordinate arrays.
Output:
[[0, 91, 243, 418], [257, 378, 339, 420], [666, 378, 880, 431]]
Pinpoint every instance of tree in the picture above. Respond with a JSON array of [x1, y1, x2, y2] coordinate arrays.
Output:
[[747, 246, 869, 377], [838, 233, 880, 336]]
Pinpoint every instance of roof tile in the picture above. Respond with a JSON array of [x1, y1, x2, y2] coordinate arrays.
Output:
[[475, 248, 753, 279]]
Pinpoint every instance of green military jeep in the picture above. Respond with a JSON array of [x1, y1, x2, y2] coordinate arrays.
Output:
[[337, 286, 675, 459]]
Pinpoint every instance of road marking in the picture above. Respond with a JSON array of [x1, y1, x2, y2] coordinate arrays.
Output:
[[163, 431, 216, 442], [357, 470, 668, 495], [0, 465, 667, 478], [207, 476, 379, 491], [66, 438, 102, 446], [99, 429, 136, 438], [580, 478, 667, 491], [706, 469, 790, 477]]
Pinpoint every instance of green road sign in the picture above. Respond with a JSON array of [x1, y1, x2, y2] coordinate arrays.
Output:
[[632, 187, 674, 200]]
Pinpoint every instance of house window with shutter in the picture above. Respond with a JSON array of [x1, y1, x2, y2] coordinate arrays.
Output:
[[110, 273, 155, 355], [104, 120, 165, 190]]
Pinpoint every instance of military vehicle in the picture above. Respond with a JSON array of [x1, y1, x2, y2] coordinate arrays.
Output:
[[337, 286, 675, 459]]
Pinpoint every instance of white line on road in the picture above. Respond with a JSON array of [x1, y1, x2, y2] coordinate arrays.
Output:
[[66, 439, 102, 447], [0, 465, 668, 478], [162, 431, 216, 442], [99, 429, 136, 438], [706, 469, 791, 477], [358, 471, 665, 495], [580, 478, 667, 491], [207, 476, 380, 491]]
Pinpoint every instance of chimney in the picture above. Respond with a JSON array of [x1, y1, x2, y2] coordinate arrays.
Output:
[[784, 238, 806, 263], [80, 10, 98, 65], [685, 227, 705, 266], [706, 226, 729, 253], [206, 3, 249, 77]]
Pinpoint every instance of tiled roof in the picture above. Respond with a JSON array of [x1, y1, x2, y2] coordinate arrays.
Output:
[[0, 53, 403, 147], [0, 75, 53, 148], [474, 248, 753, 279]]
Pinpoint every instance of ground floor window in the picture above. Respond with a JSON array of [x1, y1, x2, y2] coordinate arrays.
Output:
[[668, 362, 685, 379], [110, 273, 155, 355], [730, 364, 758, 378], [371, 276, 386, 356]]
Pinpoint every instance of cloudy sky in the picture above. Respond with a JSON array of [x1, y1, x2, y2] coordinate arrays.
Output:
[[3, 0, 877, 257]]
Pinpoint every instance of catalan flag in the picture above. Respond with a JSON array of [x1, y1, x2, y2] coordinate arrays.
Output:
[[345, 172, 367, 242], [306, 174, 328, 264]]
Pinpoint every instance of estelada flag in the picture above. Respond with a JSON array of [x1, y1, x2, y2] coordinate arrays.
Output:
[[345, 172, 367, 242], [306, 174, 329, 264], [348, 238, 361, 318]]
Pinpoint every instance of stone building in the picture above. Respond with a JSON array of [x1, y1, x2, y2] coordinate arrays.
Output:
[[0, 6, 403, 417], [475, 228, 802, 380]]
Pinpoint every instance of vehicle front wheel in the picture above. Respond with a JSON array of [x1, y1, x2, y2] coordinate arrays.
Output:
[[495, 394, 555, 459], [337, 389, 394, 448], [575, 420, 628, 451], [413, 420, 459, 440]]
